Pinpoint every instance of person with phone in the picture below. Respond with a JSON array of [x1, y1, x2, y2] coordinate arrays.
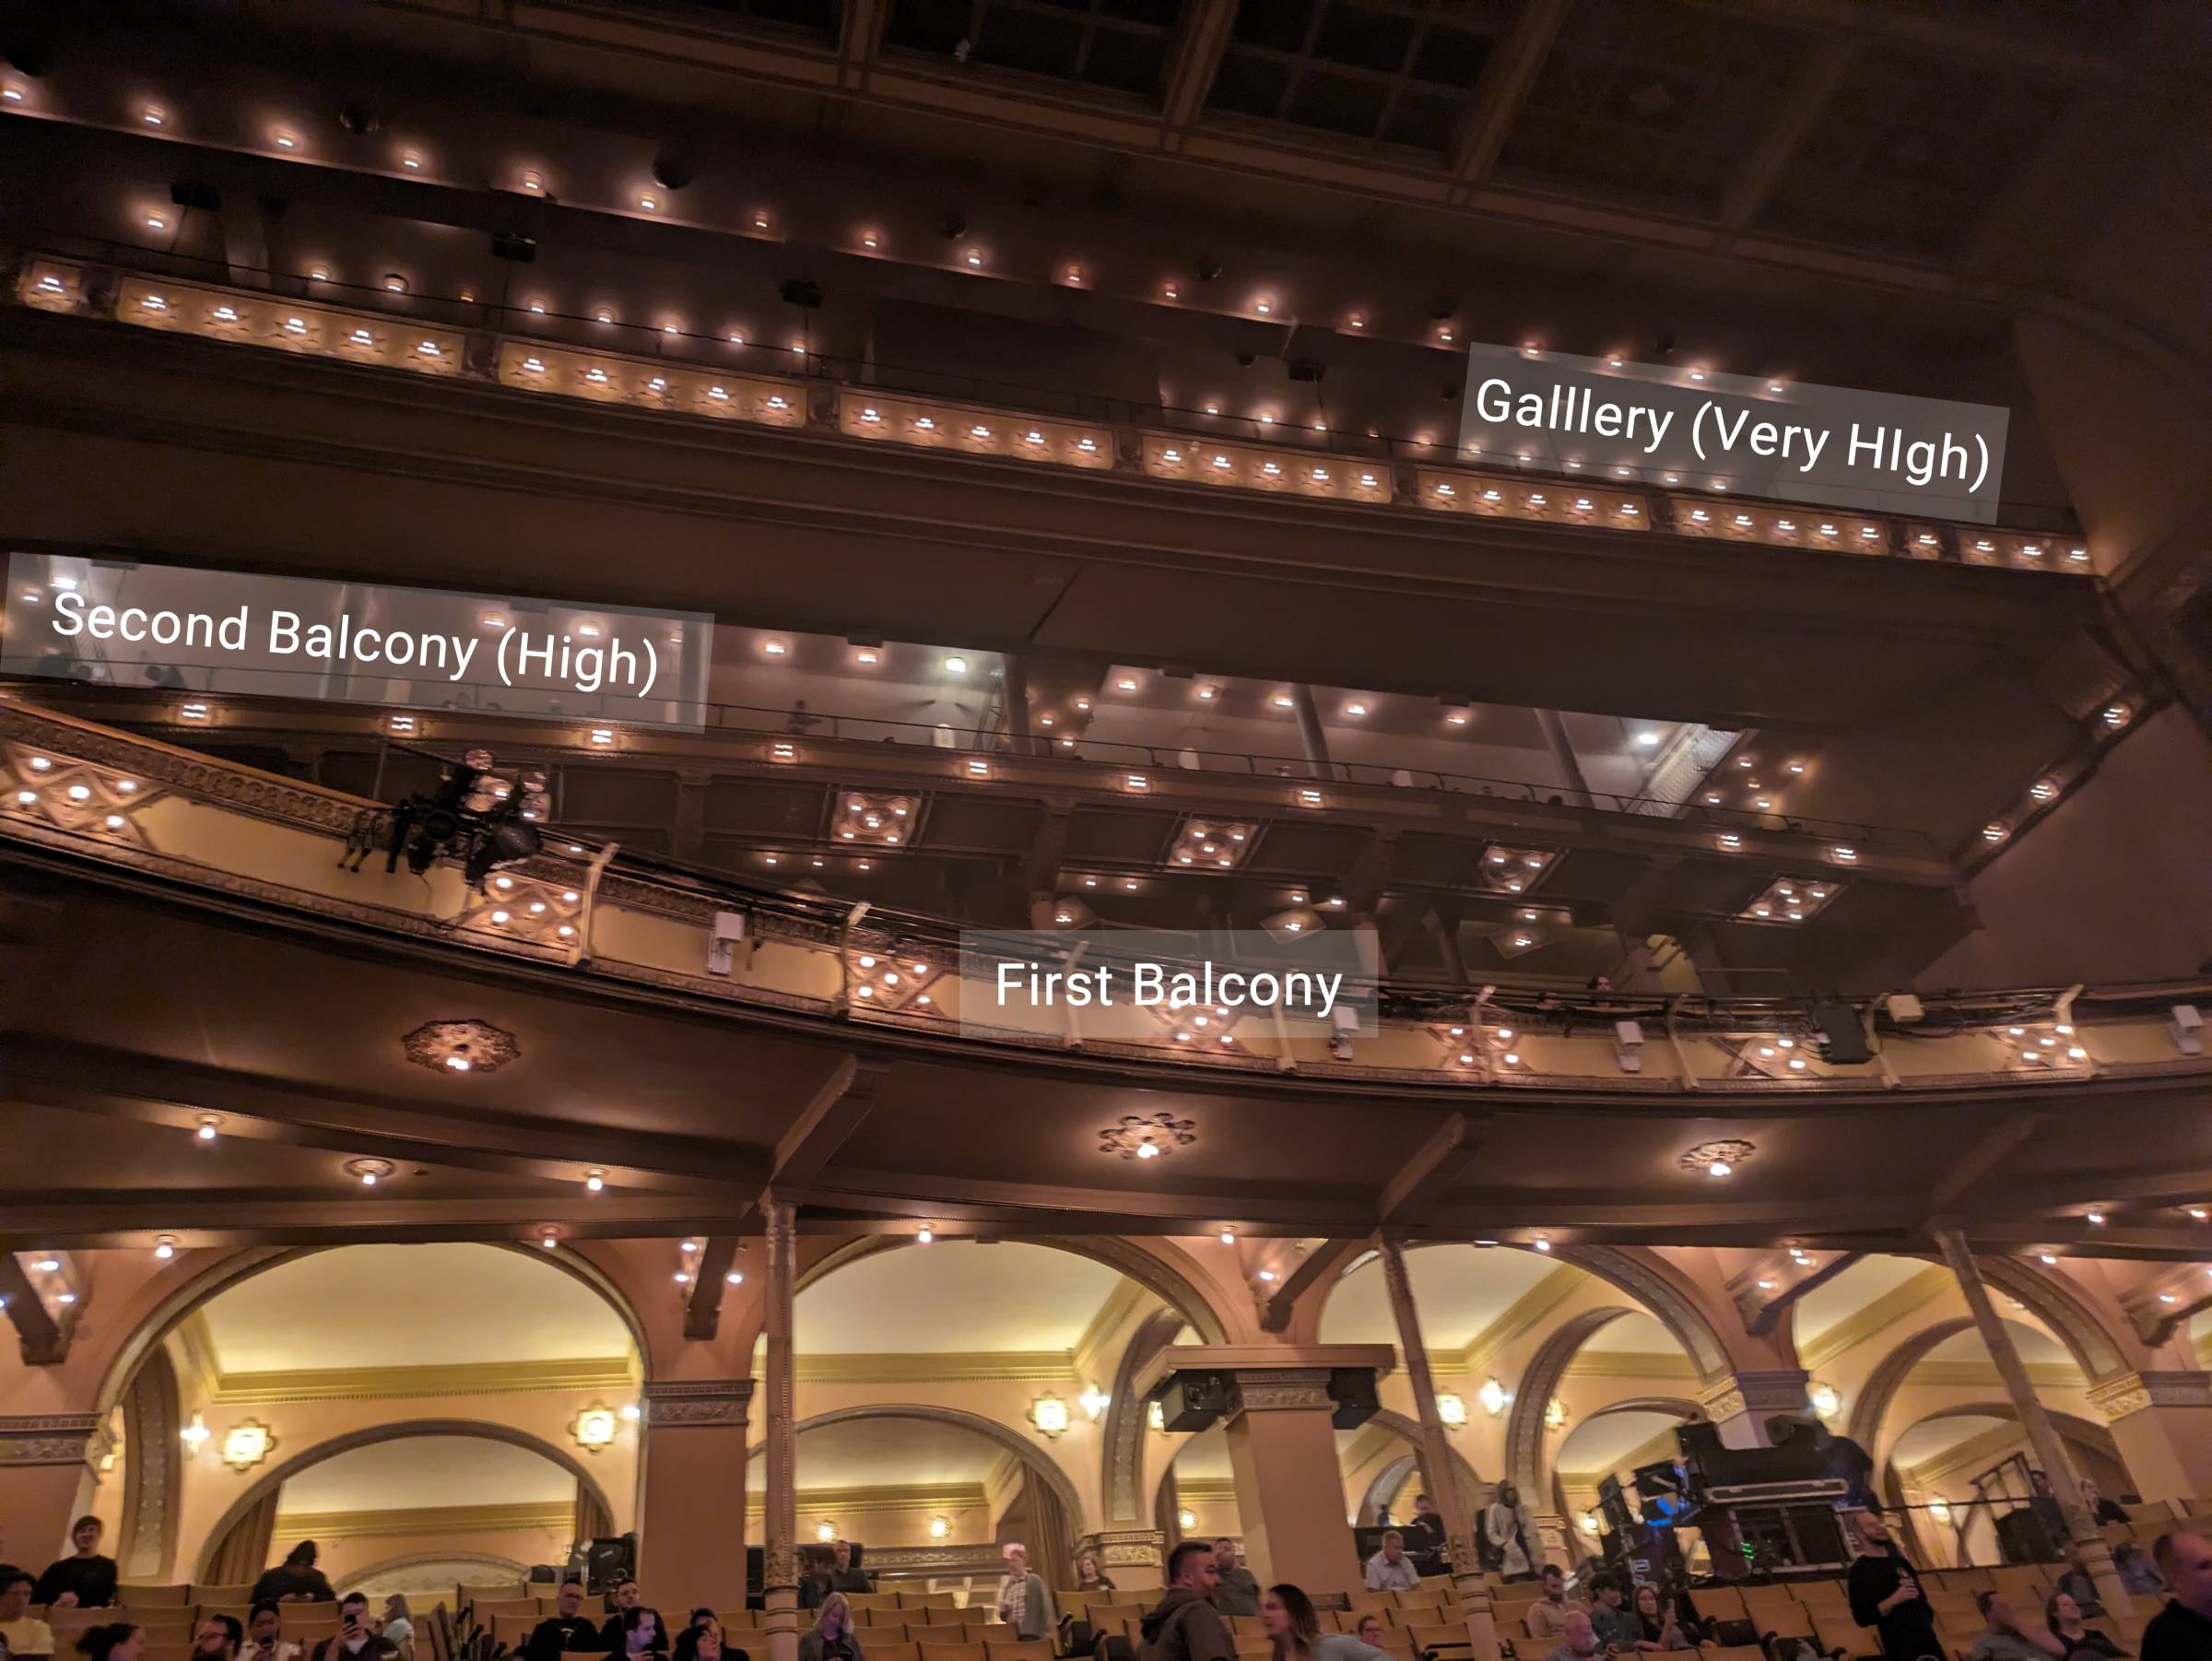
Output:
[[242, 1603, 300, 1661], [309, 1595, 394, 1661]]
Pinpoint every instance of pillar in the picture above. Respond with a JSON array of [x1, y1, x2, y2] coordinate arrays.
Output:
[[1379, 1241, 1500, 1661], [2088, 1372, 2212, 1506], [638, 1380, 754, 1608], [762, 1196, 799, 1661], [1219, 1369, 1358, 1593], [0, 1413, 104, 1562], [1290, 687, 1334, 782], [1535, 710, 1593, 807], [1694, 1368, 1813, 1449], [1933, 1229, 2134, 1615]]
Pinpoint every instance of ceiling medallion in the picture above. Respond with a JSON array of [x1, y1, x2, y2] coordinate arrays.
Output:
[[1679, 1137, 1756, 1174], [403, 1019, 520, 1076], [1100, 1112, 1197, 1160]]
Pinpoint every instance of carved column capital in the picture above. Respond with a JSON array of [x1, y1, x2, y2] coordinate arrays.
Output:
[[2088, 1370, 2212, 1422], [1225, 1368, 1335, 1418], [1696, 1368, 1810, 1423], [0, 1413, 103, 1467], [643, 1378, 754, 1429], [1080, 1527, 1166, 1571]]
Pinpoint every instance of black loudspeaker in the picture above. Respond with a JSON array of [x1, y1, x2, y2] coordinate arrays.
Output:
[[1812, 1002, 1873, 1065], [1328, 1368, 1380, 1429], [1159, 1371, 1230, 1431], [582, 1534, 637, 1592]]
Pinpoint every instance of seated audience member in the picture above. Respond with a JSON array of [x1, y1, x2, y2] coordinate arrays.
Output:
[[1967, 1591, 2065, 1660], [380, 1599, 412, 1661], [2114, 1542, 2166, 1596], [1259, 1584, 1389, 1661], [2080, 1478, 2131, 1529], [1540, 1611, 1602, 1661], [35, 1519, 116, 1610], [2143, 1530, 2212, 1660], [685, 1615, 717, 1638], [1626, 1585, 1692, 1652], [194, 1617, 243, 1661], [1140, 1543, 1230, 1661], [2043, 1592, 2127, 1658], [1074, 1552, 1115, 1595], [309, 1596, 396, 1661], [795, 1596, 859, 1661], [1350, 1618, 1386, 1649], [1212, 1540, 1261, 1617], [1586, 1582, 1635, 1650], [525, 1580, 605, 1661], [1524, 1567, 1587, 1642], [994, 1544, 1056, 1641], [672, 1624, 747, 1661], [1484, 1482, 1541, 1581], [2054, 1564, 2105, 1619], [599, 1583, 667, 1660], [1, 1572, 54, 1658], [1360, 1532, 1420, 1593], [72, 1626, 141, 1661], [1401, 1496, 1446, 1558], [242, 1604, 300, 1661], [801, 1543, 872, 1612], [253, 1543, 336, 1606]]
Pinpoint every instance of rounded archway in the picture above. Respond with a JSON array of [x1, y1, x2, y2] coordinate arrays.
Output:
[[196, 1421, 618, 1584], [1880, 1401, 2124, 1568], [1347, 1409, 1483, 1526], [1549, 1399, 1699, 1543]]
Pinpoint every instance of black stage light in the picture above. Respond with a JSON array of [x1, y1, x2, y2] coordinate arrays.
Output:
[[341, 747, 548, 891]]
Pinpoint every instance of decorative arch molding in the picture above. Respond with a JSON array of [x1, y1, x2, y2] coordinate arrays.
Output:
[[1349, 1408, 1485, 1525], [1358, 1455, 1421, 1528], [92, 1242, 651, 1417], [1850, 1317, 1971, 1455], [749, 1404, 1088, 1536], [1556, 1247, 1733, 1382], [341, 1549, 531, 1596], [1507, 1306, 1635, 1499], [1972, 1257, 2129, 1382], [1104, 1307, 1188, 1524], [193, 1420, 616, 1583]]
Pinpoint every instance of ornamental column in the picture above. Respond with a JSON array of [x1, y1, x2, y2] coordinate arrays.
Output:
[[0, 1413, 105, 1562], [762, 1196, 800, 1661], [1380, 1240, 1500, 1661], [1219, 1369, 1359, 1591], [2088, 1372, 2212, 1506], [638, 1379, 754, 1608], [1932, 1229, 2133, 1616], [1694, 1368, 1813, 1449]]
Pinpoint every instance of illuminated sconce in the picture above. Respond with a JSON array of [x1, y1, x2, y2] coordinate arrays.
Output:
[[219, 1418, 276, 1473], [1148, 1400, 1166, 1432], [1030, 1393, 1071, 1439], [1578, 1513, 1601, 1536], [1544, 1397, 1569, 1431], [1927, 1499, 1952, 1524], [180, 1412, 211, 1457], [1477, 1377, 1510, 1418], [1436, 1393, 1467, 1429], [927, 1516, 950, 1540], [1177, 1508, 1198, 1532], [815, 1521, 837, 1544], [570, 1401, 620, 1454], [1808, 1382, 1842, 1421], [1078, 1383, 1111, 1421]]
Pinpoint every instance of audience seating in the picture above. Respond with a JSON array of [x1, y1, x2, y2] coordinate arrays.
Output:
[[119, 1584, 194, 1607]]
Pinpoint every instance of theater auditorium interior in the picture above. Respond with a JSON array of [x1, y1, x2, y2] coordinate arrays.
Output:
[[1, 3, 2210, 1661]]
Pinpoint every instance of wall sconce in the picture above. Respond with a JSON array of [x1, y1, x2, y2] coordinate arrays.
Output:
[[816, 1521, 838, 1543], [1477, 1377, 1510, 1418], [1148, 1400, 1165, 1432], [219, 1418, 276, 1473], [1808, 1381, 1842, 1422], [180, 1412, 211, 1458], [1436, 1393, 1467, 1428], [1030, 1393, 1071, 1438], [1177, 1508, 1197, 1532], [1544, 1397, 1569, 1431], [1078, 1383, 1111, 1421], [1577, 1513, 1601, 1535], [1927, 1499, 1952, 1524], [570, 1401, 620, 1454], [927, 1516, 950, 1540]]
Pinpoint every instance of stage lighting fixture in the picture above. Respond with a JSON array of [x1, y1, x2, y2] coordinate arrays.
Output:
[[340, 748, 547, 889]]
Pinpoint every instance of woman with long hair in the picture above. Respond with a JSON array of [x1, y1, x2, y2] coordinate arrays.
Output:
[[674, 1623, 750, 1661], [1259, 1585, 1391, 1661], [1627, 1585, 1693, 1652], [1074, 1552, 1115, 1595], [795, 1595, 862, 1661], [381, 1597, 414, 1661], [76, 1625, 144, 1661], [2043, 1592, 2128, 1658]]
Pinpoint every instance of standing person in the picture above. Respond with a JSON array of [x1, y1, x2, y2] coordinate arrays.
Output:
[[1523, 1566, 1586, 1643], [2143, 1530, 2212, 1660], [1846, 1507, 1941, 1661], [995, 1545, 1056, 1643], [309, 1596, 395, 1661], [795, 1596, 860, 1661], [253, 1544, 336, 1606], [1, 1573, 54, 1659], [2042, 1592, 2126, 1657], [1138, 1540, 1231, 1661], [193, 1619, 242, 1661], [34, 1519, 117, 1610], [1257, 1584, 1390, 1661], [1361, 1533, 1420, 1593], [1483, 1484, 1541, 1581], [242, 1603, 301, 1661], [599, 1583, 666, 1659], [1211, 1541, 1261, 1618], [1401, 1497, 1446, 1558], [524, 1581, 605, 1661]]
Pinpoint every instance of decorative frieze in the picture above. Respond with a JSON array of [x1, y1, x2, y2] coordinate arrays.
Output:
[[1082, 1527, 1165, 1571], [1696, 1368, 1811, 1424], [645, 1378, 754, 1429], [1227, 1368, 1335, 1417], [0, 1413, 102, 1467], [2088, 1371, 2212, 1423]]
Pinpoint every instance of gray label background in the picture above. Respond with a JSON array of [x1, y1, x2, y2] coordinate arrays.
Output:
[[5, 551, 713, 730], [1457, 343, 2009, 523]]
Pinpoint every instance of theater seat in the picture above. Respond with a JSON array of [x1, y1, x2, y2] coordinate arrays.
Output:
[[982, 1642, 1053, 1661], [120, 1585, 194, 1607]]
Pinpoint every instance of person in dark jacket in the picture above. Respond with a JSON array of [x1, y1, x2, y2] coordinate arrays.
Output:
[[599, 1584, 667, 1661], [800, 1544, 872, 1612], [251, 1544, 336, 1607], [524, 1581, 606, 1661], [2143, 1530, 2212, 1661], [1139, 1541, 1231, 1661], [33, 1520, 116, 1610], [1845, 1508, 1940, 1661], [2043, 1591, 2127, 1657], [1211, 1541, 1260, 1619]]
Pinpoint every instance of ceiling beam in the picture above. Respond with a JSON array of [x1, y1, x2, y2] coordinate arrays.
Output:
[[1447, 0, 1570, 195], [1262, 1237, 1366, 1334], [1926, 1109, 2051, 1211], [1725, 1249, 1859, 1337], [1376, 1112, 1481, 1224], [1680, 0, 2135, 84], [0, 1253, 72, 1365], [1717, 36, 1860, 231], [0, 1192, 745, 1246], [772, 1055, 891, 1189], [684, 1235, 743, 1339], [1159, 0, 1237, 151]]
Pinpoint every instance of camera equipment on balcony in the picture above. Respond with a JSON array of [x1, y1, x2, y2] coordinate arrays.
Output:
[[340, 747, 549, 889]]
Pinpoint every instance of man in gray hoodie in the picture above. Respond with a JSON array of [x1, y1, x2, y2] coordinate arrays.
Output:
[[1141, 1541, 1234, 1661]]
